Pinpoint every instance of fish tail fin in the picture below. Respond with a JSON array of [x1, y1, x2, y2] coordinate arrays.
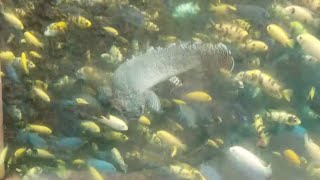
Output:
[[282, 89, 293, 102], [287, 39, 295, 48]]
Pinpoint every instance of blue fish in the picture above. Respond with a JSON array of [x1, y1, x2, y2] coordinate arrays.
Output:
[[87, 158, 117, 173], [55, 137, 85, 150], [17, 130, 47, 149]]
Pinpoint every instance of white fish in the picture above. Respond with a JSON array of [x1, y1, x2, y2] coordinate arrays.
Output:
[[229, 146, 272, 180], [111, 148, 128, 173], [99, 115, 128, 131], [304, 134, 320, 163], [297, 33, 320, 60]]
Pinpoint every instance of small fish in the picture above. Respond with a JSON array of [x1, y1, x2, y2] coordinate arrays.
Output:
[[99, 115, 128, 131], [25, 124, 52, 135], [87, 158, 117, 173], [212, 22, 249, 42], [234, 69, 293, 101], [283, 149, 302, 167], [240, 40, 269, 53], [172, 99, 187, 105], [24, 31, 44, 48], [0, 146, 8, 179], [44, 21, 68, 37], [73, 159, 86, 166], [75, 98, 89, 105], [0, 51, 15, 61], [55, 137, 85, 150], [209, 3, 236, 16], [264, 110, 301, 126], [156, 130, 187, 151], [22, 167, 42, 180], [26, 148, 55, 159], [21, 52, 29, 75], [297, 33, 320, 60], [80, 121, 100, 133], [29, 51, 42, 59], [2, 11, 24, 30], [304, 134, 320, 163], [103, 131, 128, 142], [253, 114, 270, 147], [103, 26, 119, 36], [290, 21, 307, 36], [69, 15, 92, 29], [308, 86, 316, 100], [139, 115, 151, 125], [111, 148, 128, 173], [88, 166, 104, 180], [184, 91, 212, 102], [229, 146, 272, 179], [267, 24, 294, 48], [33, 87, 50, 102], [14, 148, 27, 159]]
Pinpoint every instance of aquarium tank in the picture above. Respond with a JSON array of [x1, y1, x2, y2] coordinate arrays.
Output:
[[1, 0, 320, 179]]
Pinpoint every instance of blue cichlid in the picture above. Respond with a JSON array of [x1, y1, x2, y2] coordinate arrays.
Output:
[[17, 130, 48, 149], [55, 137, 85, 150], [87, 158, 117, 173]]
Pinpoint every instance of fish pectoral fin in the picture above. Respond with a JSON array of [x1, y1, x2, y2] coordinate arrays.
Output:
[[282, 89, 293, 102], [171, 146, 178, 158]]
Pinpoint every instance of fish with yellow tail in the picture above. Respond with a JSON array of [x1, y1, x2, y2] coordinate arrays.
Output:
[[281, 149, 306, 167], [240, 40, 269, 53], [234, 69, 293, 101], [69, 15, 91, 29], [267, 24, 295, 48], [262, 110, 301, 126], [2, 11, 24, 30], [253, 114, 270, 147], [209, 2, 236, 16], [297, 33, 320, 60], [25, 124, 52, 135], [183, 91, 212, 102], [32, 87, 50, 102], [21, 52, 29, 75], [24, 31, 44, 48], [156, 130, 187, 157], [44, 21, 68, 37], [29, 51, 42, 59]]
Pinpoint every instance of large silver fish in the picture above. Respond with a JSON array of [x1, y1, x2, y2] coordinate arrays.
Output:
[[112, 42, 234, 119]]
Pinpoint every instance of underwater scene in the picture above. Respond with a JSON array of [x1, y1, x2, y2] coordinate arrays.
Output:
[[2, 0, 320, 179]]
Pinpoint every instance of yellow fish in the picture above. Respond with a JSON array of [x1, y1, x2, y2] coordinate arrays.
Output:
[[0, 51, 15, 61], [267, 24, 294, 48], [156, 130, 187, 151], [14, 147, 27, 159], [26, 148, 55, 159], [88, 166, 104, 180], [26, 124, 52, 135], [308, 86, 316, 100], [172, 99, 187, 105], [283, 149, 302, 167], [2, 12, 24, 30], [73, 159, 86, 166], [213, 23, 249, 42], [240, 40, 269, 53], [209, 3, 236, 16], [44, 21, 68, 37], [24, 31, 44, 48], [75, 98, 89, 105], [103, 26, 119, 36], [29, 51, 42, 59], [21, 52, 29, 75], [70, 15, 91, 29], [139, 115, 151, 125], [80, 121, 100, 133], [33, 87, 50, 102], [0, 146, 8, 179], [184, 91, 212, 102]]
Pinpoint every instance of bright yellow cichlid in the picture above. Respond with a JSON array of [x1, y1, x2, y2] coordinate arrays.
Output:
[[24, 31, 44, 48], [156, 130, 187, 151], [103, 131, 128, 142], [184, 91, 212, 102], [26, 148, 55, 159], [139, 115, 151, 125], [0, 146, 8, 179], [44, 21, 68, 37], [33, 87, 50, 102], [80, 121, 100, 133], [29, 51, 42, 59], [283, 149, 302, 167], [70, 15, 92, 29], [308, 86, 316, 100], [267, 24, 294, 48], [234, 69, 293, 102], [103, 26, 119, 36], [21, 52, 29, 75], [26, 124, 52, 135], [0, 51, 15, 61], [240, 40, 269, 53], [2, 11, 24, 30], [75, 98, 89, 105], [14, 147, 27, 159], [88, 166, 104, 180], [172, 99, 187, 105], [73, 159, 86, 167], [209, 3, 236, 16], [35, 80, 48, 90]]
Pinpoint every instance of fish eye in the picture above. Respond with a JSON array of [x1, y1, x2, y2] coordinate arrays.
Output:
[[298, 36, 303, 41], [252, 43, 256, 47], [290, 8, 295, 14], [267, 26, 270, 30]]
